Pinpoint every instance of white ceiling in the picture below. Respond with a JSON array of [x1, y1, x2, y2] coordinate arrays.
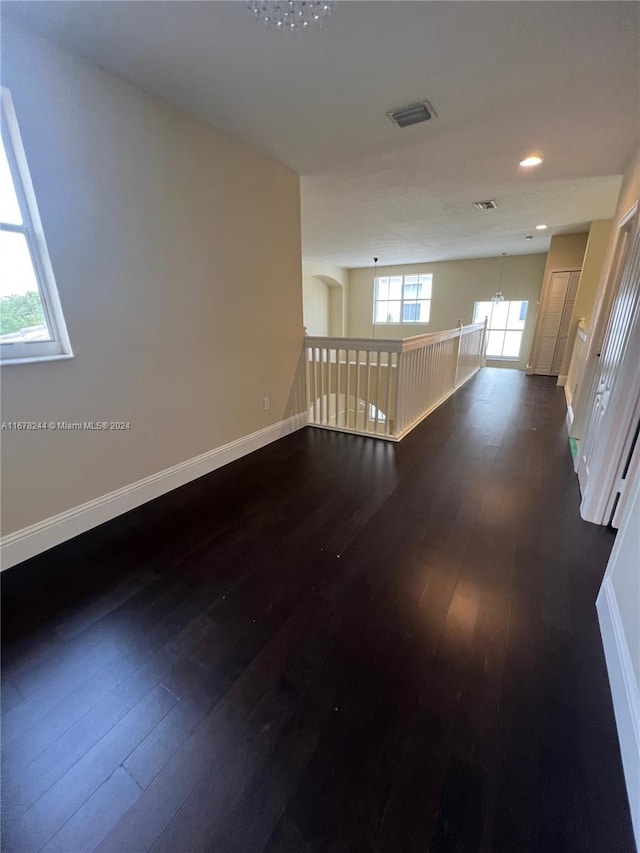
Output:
[[4, 1, 639, 267]]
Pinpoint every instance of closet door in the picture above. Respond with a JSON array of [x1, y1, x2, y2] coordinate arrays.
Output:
[[534, 271, 571, 375], [551, 270, 581, 375]]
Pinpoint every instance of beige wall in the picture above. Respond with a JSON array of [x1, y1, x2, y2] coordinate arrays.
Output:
[[540, 232, 589, 276], [0, 25, 304, 536], [560, 220, 613, 375], [590, 147, 640, 337], [573, 221, 613, 331], [348, 254, 546, 371], [302, 259, 348, 336], [302, 275, 330, 336]]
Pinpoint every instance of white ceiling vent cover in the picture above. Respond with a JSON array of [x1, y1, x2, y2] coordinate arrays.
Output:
[[472, 200, 498, 210], [387, 101, 436, 128]]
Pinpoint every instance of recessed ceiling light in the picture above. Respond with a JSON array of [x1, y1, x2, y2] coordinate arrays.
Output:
[[519, 155, 543, 168], [536, 224, 548, 230]]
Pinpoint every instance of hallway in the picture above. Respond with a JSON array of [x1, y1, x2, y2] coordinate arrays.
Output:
[[1, 369, 634, 852]]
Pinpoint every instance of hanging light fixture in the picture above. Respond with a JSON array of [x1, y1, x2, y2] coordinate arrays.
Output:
[[372, 257, 379, 336], [492, 253, 507, 303], [247, 1, 336, 32]]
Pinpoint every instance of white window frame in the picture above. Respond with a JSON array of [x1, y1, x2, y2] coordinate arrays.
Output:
[[473, 299, 528, 360], [1, 87, 73, 365], [373, 274, 433, 325]]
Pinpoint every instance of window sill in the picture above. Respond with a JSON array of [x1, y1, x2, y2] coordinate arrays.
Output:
[[1, 353, 75, 367], [486, 356, 520, 362]]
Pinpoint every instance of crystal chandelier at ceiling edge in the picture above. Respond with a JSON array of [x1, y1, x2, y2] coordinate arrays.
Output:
[[247, 1, 336, 32]]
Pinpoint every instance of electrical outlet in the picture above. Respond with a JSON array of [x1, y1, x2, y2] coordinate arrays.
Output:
[[263, 397, 270, 411]]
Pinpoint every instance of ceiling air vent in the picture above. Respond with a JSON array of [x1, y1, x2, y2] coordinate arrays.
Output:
[[472, 200, 498, 210], [387, 101, 436, 128]]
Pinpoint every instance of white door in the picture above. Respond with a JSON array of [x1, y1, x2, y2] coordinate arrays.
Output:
[[578, 208, 640, 524], [534, 271, 571, 375], [551, 270, 581, 375], [612, 421, 640, 526], [533, 270, 581, 376]]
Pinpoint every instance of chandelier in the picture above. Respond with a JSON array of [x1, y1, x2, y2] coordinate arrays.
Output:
[[247, 1, 336, 32], [491, 252, 507, 303]]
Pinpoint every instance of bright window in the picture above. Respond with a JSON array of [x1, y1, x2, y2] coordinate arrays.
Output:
[[473, 300, 528, 359], [0, 87, 72, 364], [374, 274, 432, 324]]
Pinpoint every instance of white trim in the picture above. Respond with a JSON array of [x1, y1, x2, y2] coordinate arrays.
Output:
[[308, 422, 397, 442], [556, 374, 567, 387], [597, 577, 640, 850], [613, 429, 640, 529], [565, 387, 574, 430], [0, 413, 308, 571], [306, 322, 485, 355], [577, 324, 589, 344], [394, 364, 481, 440], [0, 353, 75, 367], [619, 201, 639, 229], [372, 322, 431, 329]]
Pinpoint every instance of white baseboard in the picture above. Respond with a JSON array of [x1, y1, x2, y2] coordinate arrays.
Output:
[[556, 374, 568, 387], [394, 366, 480, 442], [565, 384, 574, 430], [566, 406, 574, 431], [0, 412, 308, 571], [597, 577, 640, 850]]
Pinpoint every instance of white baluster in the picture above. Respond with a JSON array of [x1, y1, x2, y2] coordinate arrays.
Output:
[[364, 350, 371, 432], [311, 347, 317, 423], [397, 351, 407, 435], [385, 352, 393, 436], [344, 349, 351, 429]]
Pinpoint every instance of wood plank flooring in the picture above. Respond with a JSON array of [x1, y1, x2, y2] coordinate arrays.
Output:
[[1, 368, 635, 852]]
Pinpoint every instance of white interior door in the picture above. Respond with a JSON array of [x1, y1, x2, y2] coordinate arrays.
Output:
[[551, 270, 581, 375], [534, 271, 570, 375], [613, 421, 640, 527], [578, 209, 640, 523]]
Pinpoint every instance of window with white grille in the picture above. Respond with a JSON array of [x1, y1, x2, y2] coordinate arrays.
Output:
[[1, 87, 72, 364], [473, 300, 528, 358], [374, 274, 432, 324]]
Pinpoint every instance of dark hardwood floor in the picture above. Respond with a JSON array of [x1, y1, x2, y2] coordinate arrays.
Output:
[[1, 368, 635, 853]]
